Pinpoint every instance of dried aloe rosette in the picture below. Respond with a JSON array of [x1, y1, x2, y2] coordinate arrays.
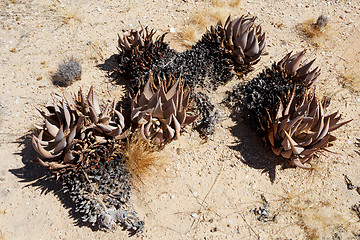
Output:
[[266, 90, 351, 168], [116, 24, 173, 91], [74, 87, 130, 142], [202, 15, 266, 75], [131, 74, 197, 144], [273, 51, 320, 87], [226, 51, 320, 135], [32, 87, 129, 169]]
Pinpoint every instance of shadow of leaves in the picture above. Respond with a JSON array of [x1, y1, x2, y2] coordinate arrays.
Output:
[[96, 54, 125, 83], [9, 131, 91, 229], [229, 118, 292, 183]]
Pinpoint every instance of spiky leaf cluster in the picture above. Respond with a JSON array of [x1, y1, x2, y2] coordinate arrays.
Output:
[[116, 25, 174, 89], [32, 87, 129, 170], [226, 51, 350, 167], [153, 15, 266, 90], [32, 87, 144, 233], [131, 74, 197, 144], [113, 16, 267, 138], [266, 90, 350, 168], [201, 15, 266, 75], [227, 51, 320, 135]]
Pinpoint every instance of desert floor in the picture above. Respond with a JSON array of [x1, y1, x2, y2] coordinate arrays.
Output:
[[0, 0, 359, 239]]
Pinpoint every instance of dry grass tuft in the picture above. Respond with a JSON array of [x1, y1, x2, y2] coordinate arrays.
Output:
[[281, 191, 356, 239], [179, 0, 243, 47], [296, 203, 353, 239], [336, 30, 360, 94], [50, 0, 83, 24], [339, 73, 360, 94], [297, 15, 331, 47], [0, 231, 5, 240], [2, 0, 17, 6], [123, 133, 169, 188], [272, 185, 358, 239], [212, 0, 241, 8]]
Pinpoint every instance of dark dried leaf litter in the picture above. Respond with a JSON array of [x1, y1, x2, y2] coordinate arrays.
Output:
[[59, 140, 143, 233]]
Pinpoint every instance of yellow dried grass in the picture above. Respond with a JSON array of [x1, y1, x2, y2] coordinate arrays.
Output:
[[295, 203, 354, 239], [123, 133, 169, 188], [339, 73, 360, 94], [50, 0, 83, 24], [276, 188, 357, 239], [179, 0, 243, 47], [297, 16, 331, 47]]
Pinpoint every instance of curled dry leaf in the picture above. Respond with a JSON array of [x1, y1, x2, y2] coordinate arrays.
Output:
[[267, 90, 351, 168], [32, 86, 129, 169], [131, 74, 197, 144]]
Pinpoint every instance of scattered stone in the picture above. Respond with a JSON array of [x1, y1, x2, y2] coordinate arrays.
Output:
[[250, 194, 276, 222], [191, 213, 199, 219]]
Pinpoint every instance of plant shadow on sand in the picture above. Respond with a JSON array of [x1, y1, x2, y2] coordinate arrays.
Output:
[[97, 54, 127, 85], [229, 120, 294, 183], [9, 132, 87, 227]]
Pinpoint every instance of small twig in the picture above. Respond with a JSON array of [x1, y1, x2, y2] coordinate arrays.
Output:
[[240, 214, 260, 239], [336, 54, 348, 62], [343, 174, 356, 190], [188, 164, 224, 232]]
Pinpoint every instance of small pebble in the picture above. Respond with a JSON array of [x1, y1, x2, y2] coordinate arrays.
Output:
[[191, 213, 199, 219]]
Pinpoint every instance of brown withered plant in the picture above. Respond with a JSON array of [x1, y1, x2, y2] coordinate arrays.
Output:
[[131, 74, 197, 145], [266, 90, 351, 168], [203, 15, 266, 75], [32, 86, 129, 170]]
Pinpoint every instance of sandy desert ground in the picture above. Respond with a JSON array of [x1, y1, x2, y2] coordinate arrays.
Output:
[[0, 0, 360, 239]]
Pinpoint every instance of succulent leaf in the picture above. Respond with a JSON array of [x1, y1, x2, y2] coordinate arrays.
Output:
[[131, 74, 196, 144], [32, 87, 129, 168], [267, 91, 350, 168], [202, 15, 266, 75]]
